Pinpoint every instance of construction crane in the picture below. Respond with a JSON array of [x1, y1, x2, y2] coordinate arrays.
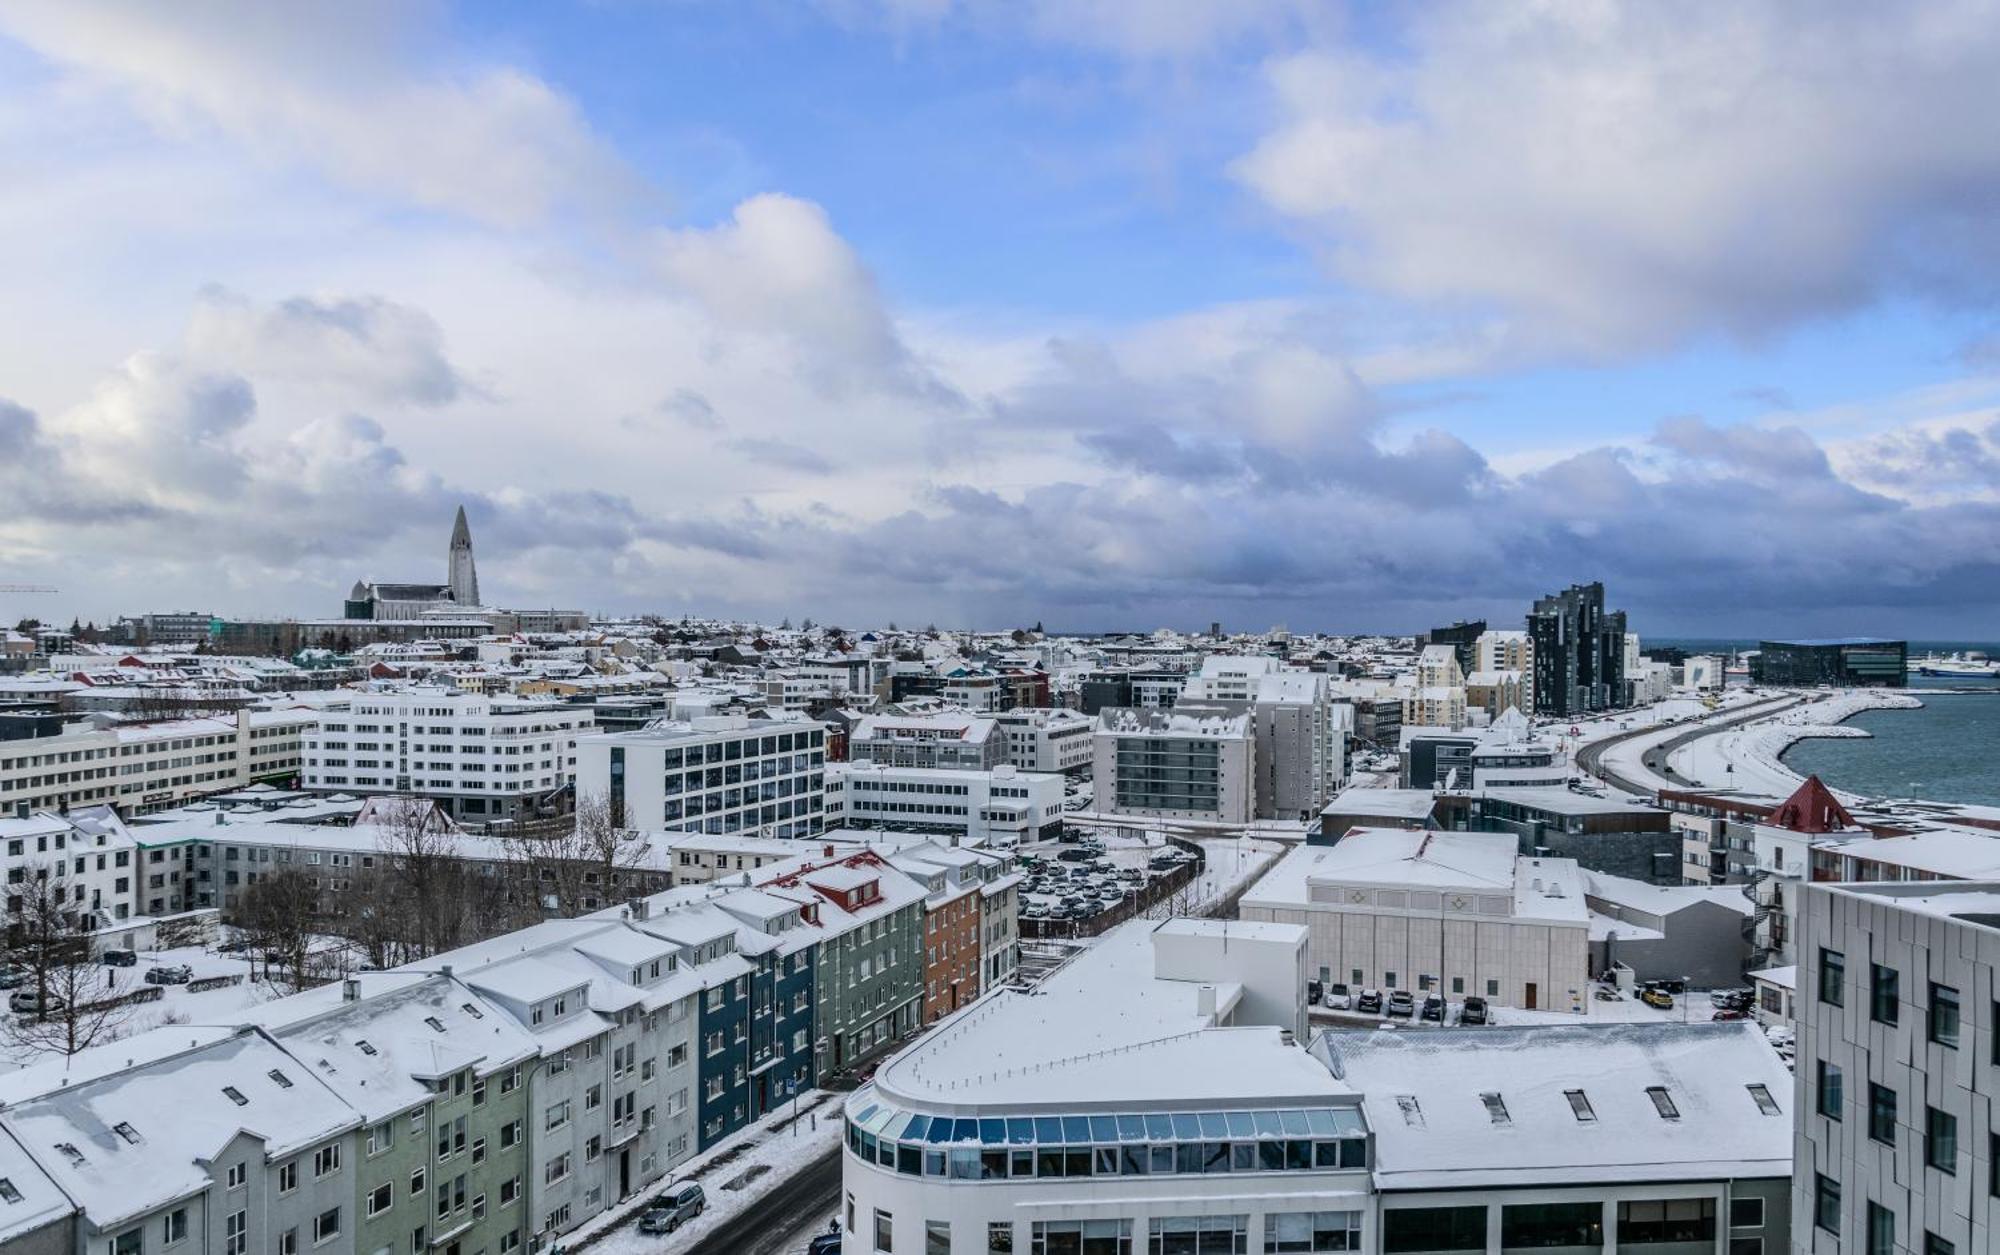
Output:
[[0, 585, 58, 594]]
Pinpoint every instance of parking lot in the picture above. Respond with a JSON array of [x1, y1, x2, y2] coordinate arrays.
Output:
[[1013, 829, 1199, 927]]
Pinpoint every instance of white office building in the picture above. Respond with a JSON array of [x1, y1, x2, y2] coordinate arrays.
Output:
[[837, 916, 1375, 1254], [576, 714, 828, 839], [824, 762, 1063, 847], [1241, 829, 1593, 1014], [303, 688, 593, 822], [850, 712, 1004, 771], [1794, 881, 2000, 1255], [0, 708, 314, 817]]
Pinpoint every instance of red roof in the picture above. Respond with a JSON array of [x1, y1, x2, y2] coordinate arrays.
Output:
[[1767, 775, 1855, 834]]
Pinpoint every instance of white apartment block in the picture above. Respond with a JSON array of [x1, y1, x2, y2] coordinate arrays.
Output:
[[304, 688, 594, 823], [1093, 708, 1255, 825], [1, 809, 141, 927], [576, 714, 828, 839], [824, 762, 1063, 847], [1475, 629, 1536, 713], [1182, 660, 1349, 819], [849, 712, 1004, 771], [1241, 829, 1593, 1013], [0, 709, 313, 818], [992, 707, 1094, 774], [1415, 644, 1464, 689], [1795, 881, 1999, 1255]]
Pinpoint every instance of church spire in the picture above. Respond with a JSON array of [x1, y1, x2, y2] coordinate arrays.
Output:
[[448, 505, 480, 606]]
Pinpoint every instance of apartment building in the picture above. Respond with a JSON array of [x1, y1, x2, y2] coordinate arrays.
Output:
[[1794, 881, 1998, 1255], [1180, 660, 1350, 821], [1093, 707, 1254, 826], [849, 712, 1003, 771], [303, 688, 593, 822], [824, 762, 1063, 846], [1, 808, 141, 927], [991, 707, 1093, 774], [576, 714, 827, 839], [0, 708, 314, 817]]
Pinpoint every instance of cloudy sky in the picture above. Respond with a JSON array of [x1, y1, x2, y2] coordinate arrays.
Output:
[[3, 1, 2000, 637]]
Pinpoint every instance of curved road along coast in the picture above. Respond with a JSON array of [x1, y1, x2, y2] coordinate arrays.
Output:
[[1575, 694, 1805, 795]]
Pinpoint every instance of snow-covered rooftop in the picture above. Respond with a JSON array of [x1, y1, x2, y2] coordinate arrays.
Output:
[[1317, 1022, 1793, 1189]]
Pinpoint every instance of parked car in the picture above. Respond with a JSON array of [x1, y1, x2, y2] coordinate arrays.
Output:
[[638, 1183, 706, 1234], [1385, 991, 1416, 1019], [807, 1226, 842, 1255], [0, 967, 29, 990], [1639, 985, 1675, 1010], [1419, 995, 1445, 1022], [1458, 996, 1490, 1026], [144, 964, 193, 986], [102, 949, 137, 967], [1711, 1007, 1751, 1021], [9, 988, 60, 1015], [1322, 983, 1352, 1011], [1056, 848, 1092, 863], [1306, 979, 1323, 1006], [1356, 988, 1384, 1015]]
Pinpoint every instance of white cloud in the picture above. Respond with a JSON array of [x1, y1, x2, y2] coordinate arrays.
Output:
[[0, 0, 637, 228], [1233, 1, 2000, 351]]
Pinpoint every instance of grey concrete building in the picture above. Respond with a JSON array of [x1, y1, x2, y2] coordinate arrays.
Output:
[[1795, 881, 2000, 1255], [1582, 871, 1755, 988], [1092, 707, 1255, 826]]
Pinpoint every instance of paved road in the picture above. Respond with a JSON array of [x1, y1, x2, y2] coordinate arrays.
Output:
[[1574, 695, 1803, 795], [678, 1147, 841, 1255]]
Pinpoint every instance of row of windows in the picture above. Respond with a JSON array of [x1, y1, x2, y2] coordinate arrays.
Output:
[[1813, 1176, 1960, 1255]]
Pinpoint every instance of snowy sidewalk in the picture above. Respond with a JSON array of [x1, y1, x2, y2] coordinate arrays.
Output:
[[564, 1092, 845, 1254]]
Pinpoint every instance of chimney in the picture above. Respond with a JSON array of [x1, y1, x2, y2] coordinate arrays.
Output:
[[342, 978, 360, 1003], [627, 895, 651, 921], [1196, 984, 1216, 1017], [822, 845, 833, 858], [440, 964, 452, 978]]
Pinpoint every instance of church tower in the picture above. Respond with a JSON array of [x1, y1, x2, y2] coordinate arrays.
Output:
[[448, 505, 481, 606]]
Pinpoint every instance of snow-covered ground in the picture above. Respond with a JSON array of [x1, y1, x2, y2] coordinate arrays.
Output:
[[1662, 690, 1923, 798], [569, 1092, 844, 1254], [1173, 835, 1284, 915], [0, 942, 298, 1073]]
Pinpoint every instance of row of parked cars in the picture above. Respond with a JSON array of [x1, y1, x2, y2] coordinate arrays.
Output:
[[1310, 980, 1492, 1027], [1018, 841, 1193, 922], [1, 956, 197, 1014]]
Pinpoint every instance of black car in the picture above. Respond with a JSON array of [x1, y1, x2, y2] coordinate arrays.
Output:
[[1356, 988, 1384, 1014], [1459, 996, 1490, 1026], [807, 1230, 842, 1255], [1306, 979, 1323, 1006], [102, 949, 137, 967], [1419, 995, 1445, 1022]]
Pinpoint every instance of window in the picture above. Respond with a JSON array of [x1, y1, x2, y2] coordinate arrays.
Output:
[[1617, 1198, 1715, 1245], [1500, 1202, 1601, 1250], [1563, 1090, 1595, 1122], [368, 1183, 393, 1217], [1866, 1202, 1893, 1255], [225, 1210, 248, 1255], [1264, 1212, 1362, 1252], [1927, 1106, 1958, 1174], [1929, 983, 1960, 1048], [278, 1230, 298, 1255], [278, 1160, 299, 1192], [1814, 1175, 1840, 1234], [875, 1209, 894, 1253], [988, 1221, 1014, 1253], [1870, 963, 1899, 1024], [926, 1220, 951, 1254], [1818, 948, 1844, 1006], [1147, 1215, 1248, 1254], [1479, 1093, 1510, 1125], [1925, 1234, 1955, 1255], [314, 1143, 342, 1177], [1646, 1087, 1680, 1120], [1817, 1060, 1843, 1120], [1869, 1083, 1897, 1144], [315, 1207, 342, 1244], [1730, 1197, 1764, 1229], [1028, 1220, 1132, 1253], [226, 1162, 246, 1189], [163, 1208, 189, 1243], [1746, 1084, 1781, 1116]]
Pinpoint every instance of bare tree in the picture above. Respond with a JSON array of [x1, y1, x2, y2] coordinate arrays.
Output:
[[372, 797, 471, 957], [2, 867, 133, 1058], [506, 791, 655, 918], [228, 867, 318, 993]]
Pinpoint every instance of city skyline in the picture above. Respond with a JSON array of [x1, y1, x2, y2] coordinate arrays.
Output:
[[4, 4, 2000, 633]]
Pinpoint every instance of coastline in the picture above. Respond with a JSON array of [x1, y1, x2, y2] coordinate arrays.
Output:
[[1664, 689, 1924, 800]]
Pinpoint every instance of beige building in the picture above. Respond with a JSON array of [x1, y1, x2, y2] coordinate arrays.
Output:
[[1464, 669, 1526, 718], [1400, 685, 1467, 730], [1476, 629, 1536, 713], [1241, 828, 1592, 1013]]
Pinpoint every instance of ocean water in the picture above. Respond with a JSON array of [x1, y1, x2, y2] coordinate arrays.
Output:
[[1784, 688, 2000, 807]]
